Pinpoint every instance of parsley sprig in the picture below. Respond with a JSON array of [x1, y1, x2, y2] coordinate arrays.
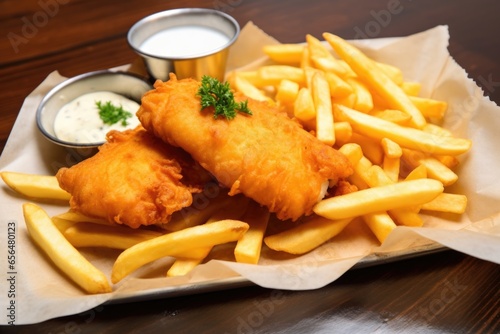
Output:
[[96, 100, 133, 126], [197, 75, 252, 120]]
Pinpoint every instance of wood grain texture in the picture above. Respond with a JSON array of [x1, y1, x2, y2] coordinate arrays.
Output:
[[0, 0, 499, 332]]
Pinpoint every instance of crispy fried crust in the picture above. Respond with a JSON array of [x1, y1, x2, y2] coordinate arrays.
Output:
[[138, 74, 353, 221], [56, 126, 208, 228]]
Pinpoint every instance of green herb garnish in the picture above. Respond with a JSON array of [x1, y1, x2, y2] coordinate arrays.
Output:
[[96, 100, 133, 126], [197, 75, 252, 120]]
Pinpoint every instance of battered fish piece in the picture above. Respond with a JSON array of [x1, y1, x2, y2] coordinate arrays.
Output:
[[137, 74, 353, 221], [56, 126, 209, 229]]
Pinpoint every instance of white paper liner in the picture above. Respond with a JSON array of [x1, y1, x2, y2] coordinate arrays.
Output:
[[1, 23, 499, 324]]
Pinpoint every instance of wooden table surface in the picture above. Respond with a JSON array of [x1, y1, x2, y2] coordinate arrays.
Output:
[[1, 0, 499, 333]]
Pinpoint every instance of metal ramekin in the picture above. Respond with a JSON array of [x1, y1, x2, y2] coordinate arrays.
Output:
[[36, 70, 152, 158], [127, 8, 240, 81]]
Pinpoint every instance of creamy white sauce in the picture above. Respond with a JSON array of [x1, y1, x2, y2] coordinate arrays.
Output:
[[53, 91, 140, 144], [318, 180, 329, 202], [140, 25, 230, 58]]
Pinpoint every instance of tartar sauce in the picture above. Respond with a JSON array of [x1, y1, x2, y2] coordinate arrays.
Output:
[[53, 91, 140, 144], [140, 25, 230, 58]]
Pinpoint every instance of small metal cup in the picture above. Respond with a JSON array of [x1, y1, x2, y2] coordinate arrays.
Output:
[[127, 8, 240, 81], [36, 70, 152, 161]]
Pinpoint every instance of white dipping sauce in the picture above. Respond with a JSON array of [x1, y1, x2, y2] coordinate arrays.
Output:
[[140, 25, 230, 58], [53, 91, 141, 144]]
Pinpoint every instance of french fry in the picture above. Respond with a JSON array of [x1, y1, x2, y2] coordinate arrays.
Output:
[[362, 166, 418, 220], [166, 257, 210, 277], [369, 109, 412, 126], [23, 203, 111, 294], [68, 225, 214, 260], [409, 96, 448, 120], [231, 71, 274, 88], [300, 47, 313, 68], [324, 71, 353, 99], [323, 32, 427, 128], [337, 59, 357, 76], [361, 163, 424, 227], [312, 56, 350, 77], [339, 143, 372, 189], [338, 143, 364, 166], [364, 164, 391, 187], [400, 82, 421, 96], [276, 79, 300, 107], [231, 73, 272, 102], [313, 179, 444, 220], [364, 165, 390, 188], [401, 148, 458, 186], [334, 92, 357, 109], [349, 133, 384, 165], [434, 155, 460, 169], [306, 34, 350, 77], [381, 138, 402, 182], [345, 170, 369, 190], [257, 65, 305, 86], [415, 157, 458, 186], [234, 201, 270, 264], [166, 247, 210, 277], [264, 216, 353, 254], [382, 154, 400, 182], [345, 77, 373, 112], [370, 89, 390, 110], [333, 122, 353, 144], [1, 172, 70, 201], [167, 196, 250, 277], [362, 212, 397, 243], [381, 138, 403, 159], [420, 193, 468, 214], [340, 141, 425, 229], [392, 171, 425, 226], [294, 87, 316, 123], [421, 125, 458, 168], [374, 61, 404, 85], [63, 223, 163, 250], [112, 220, 249, 283], [305, 34, 331, 59], [389, 208, 424, 227], [312, 71, 335, 145], [303, 66, 321, 88], [404, 164, 428, 180], [52, 211, 111, 225], [51, 217, 78, 233], [334, 104, 472, 156], [263, 44, 304, 64], [422, 123, 453, 137]]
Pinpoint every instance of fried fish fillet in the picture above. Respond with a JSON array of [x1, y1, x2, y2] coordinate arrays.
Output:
[[137, 74, 353, 221], [56, 126, 209, 229]]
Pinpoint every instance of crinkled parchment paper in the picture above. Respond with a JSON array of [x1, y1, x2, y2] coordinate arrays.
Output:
[[1, 22, 499, 324]]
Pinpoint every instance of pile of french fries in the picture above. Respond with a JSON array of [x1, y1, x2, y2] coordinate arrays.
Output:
[[229, 32, 470, 245], [0, 33, 472, 295]]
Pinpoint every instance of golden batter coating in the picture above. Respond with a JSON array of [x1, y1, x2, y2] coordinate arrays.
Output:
[[138, 74, 353, 221], [56, 126, 208, 228]]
